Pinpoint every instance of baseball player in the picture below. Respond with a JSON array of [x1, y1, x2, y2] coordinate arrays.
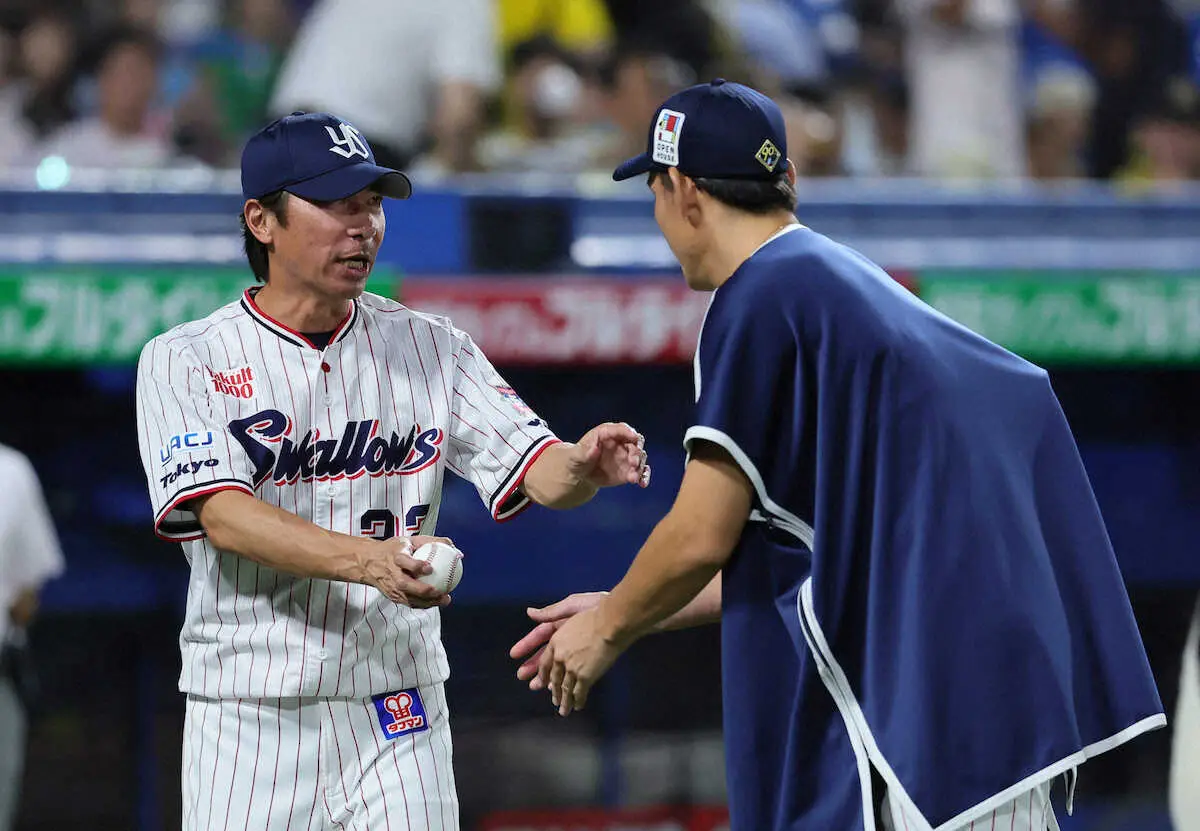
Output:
[[510, 80, 1166, 831], [134, 111, 650, 831], [0, 443, 65, 831]]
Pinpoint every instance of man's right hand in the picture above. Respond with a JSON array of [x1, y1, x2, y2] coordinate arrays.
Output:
[[366, 535, 455, 609], [509, 592, 609, 689]]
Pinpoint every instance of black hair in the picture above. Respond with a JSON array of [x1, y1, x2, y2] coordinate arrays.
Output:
[[240, 191, 288, 283], [649, 169, 798, 215]]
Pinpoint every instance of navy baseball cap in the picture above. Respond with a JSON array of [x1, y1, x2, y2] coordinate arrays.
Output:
[[241, 112, 412, 202], [613, 79, 789, 182]]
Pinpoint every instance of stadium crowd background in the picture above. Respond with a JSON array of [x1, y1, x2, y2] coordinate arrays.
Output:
[[0, 1, 1199, 831], [0, 0, 1196, 185]]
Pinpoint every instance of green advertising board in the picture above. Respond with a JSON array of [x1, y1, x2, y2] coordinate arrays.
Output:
[[1, 268, 1198, 365], [919, 271, 1200, 364], [0, 268, 397, 365]]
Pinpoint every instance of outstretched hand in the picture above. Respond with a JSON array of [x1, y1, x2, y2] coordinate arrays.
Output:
[[509, 592, 609, 689], [569, 422, 650, 489]]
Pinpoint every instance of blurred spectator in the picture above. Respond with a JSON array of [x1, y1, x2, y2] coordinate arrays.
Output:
[[107, 0, 221, 108], [840, 70, 910, 177], [601, 0, 722, 80], [713, 0, 860, 97], [173, 0, 294, 165], [839, 9, 909, 178], [1032, 0, 1191, 178], [786, 93, 843, 176], [0, 444, 65, 831], [595, 41, 696, 169], [1171, 594, 1200, 831], [39, 26, 177, 168], [1026, 62, 1096, 179], [496, 0, 613, 62], [0, 11, 79, 167], [478, 36, 610, 172], [897, 0, 1026, 179], [270, 0, 500, 172], [1117, 76, 1200, 185]]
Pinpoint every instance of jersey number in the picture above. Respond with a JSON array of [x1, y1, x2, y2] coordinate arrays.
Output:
[[358, 505, 430, 540]]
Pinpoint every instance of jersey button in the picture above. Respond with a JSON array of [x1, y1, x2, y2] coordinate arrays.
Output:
[[323, 396, 333, 407], [320, 361, 331, 373]]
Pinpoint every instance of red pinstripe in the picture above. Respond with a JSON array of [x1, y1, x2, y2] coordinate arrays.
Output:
[[454, 368, 523, 454], [363, 702, 396, 831], [221, 700, 246, 831], [451, 410, 489, 439], [263, 699, 283, 830], [274, 336, 314, 691], [326, 700, 372, 829], [409, 462, 448, 831], [161, 306, 242, 348], [381, 322, 418, 689], [248, 322, 280, 691], [204, 693, 224, 828], [404, 346, 448, 826], [338, 344, 365, 695], [388, 727, 415, 829], [307, 707, 325, 831], [199, 338, 237, 698], [290, 698, 313, 831], [344, 699, 391, 830], [362, 313, 408, 691], [427, 320, 453, 414], [397, 341, 437, 820], [274, 333, 303, 693], [231, 322, 265, 697]]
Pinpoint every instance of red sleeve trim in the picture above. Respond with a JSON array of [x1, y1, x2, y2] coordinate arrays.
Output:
[[153, 480, 255, 541], [490, 437, 562, 523]]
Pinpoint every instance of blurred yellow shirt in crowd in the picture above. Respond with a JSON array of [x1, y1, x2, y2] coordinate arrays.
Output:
[[496, 0, 613, 55]]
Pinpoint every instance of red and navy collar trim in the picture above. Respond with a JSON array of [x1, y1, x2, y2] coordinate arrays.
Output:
[[240, 287, 359, 350]]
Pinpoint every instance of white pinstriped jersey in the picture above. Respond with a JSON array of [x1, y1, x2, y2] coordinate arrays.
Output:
[[135, 288, 559, 700]]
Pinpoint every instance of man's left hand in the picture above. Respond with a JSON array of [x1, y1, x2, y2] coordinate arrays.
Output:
[[569, 422, 650, 489]]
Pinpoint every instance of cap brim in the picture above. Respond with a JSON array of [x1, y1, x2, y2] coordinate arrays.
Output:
[[612, 152, 657, 182], [287, 162, 413, 201]]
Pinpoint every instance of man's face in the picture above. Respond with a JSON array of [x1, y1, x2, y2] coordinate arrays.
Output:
[[650, 172, 709, 290], [260, 188, 387, 302]]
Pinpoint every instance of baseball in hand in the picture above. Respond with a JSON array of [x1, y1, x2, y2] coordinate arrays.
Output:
[[412, 541, 463, 594]]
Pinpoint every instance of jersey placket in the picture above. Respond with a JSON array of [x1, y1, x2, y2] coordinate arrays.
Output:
[[310, 344, 341, 697]]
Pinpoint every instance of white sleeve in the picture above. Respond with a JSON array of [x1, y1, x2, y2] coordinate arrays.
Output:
[[0, 451, 65, 615], [446, 333, 559, 521], [135, 337, 256, 541], [432, 0, 502, 91]]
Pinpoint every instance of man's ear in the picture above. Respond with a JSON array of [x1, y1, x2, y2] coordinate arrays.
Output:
[[670, 168, 703, 227], [785, 160, 797, 186], [244, 200, 274, 245]]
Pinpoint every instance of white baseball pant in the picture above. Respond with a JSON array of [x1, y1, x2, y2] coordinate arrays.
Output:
[[183, 683, 457, 830], [880, 778, 1060, 831]]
